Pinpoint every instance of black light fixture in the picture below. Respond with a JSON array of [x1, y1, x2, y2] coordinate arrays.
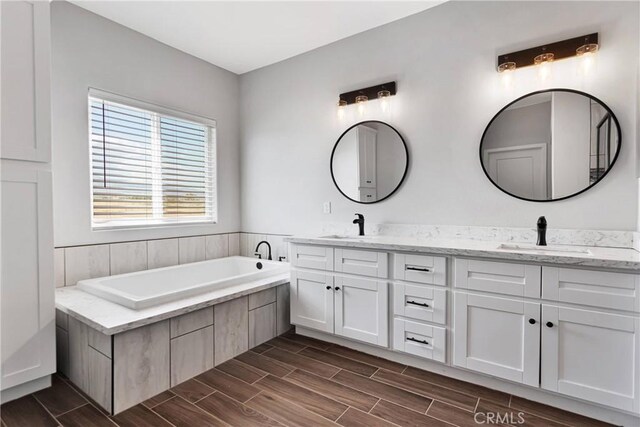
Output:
[[496, 33, 599, 73], [338, 82, 396, 104]]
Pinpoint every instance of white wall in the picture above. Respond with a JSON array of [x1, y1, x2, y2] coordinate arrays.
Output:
[[51, 2, 241, 247], [240, 1, 639, 234]]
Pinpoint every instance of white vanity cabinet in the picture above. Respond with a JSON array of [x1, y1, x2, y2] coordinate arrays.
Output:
[[290, 245, 389, 346], [453, 258, 640, 413]]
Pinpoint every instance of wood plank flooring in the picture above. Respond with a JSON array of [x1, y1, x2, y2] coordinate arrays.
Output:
[[1, 331, 615, 427]]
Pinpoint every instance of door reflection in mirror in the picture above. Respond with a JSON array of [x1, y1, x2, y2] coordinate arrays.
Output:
[[480, 89, 620, 202]]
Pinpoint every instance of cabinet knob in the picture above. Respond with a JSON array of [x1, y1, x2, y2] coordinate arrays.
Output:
[[528, 318, 536, 325], [546, 321, 554, 328], [335, 286, 341, 291], [326, 286, 332, 290]]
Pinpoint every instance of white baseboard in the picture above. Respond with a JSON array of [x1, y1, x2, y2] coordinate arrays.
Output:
[[1, 375, 51, 404], [297, 327, 640, 427]]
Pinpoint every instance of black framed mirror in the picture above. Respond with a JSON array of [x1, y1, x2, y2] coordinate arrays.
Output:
[[331, 121, 408, 204], [480, 89, 621, 202]]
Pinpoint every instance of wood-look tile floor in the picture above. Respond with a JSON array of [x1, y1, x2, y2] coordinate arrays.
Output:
[[1, 332, 614, 427]]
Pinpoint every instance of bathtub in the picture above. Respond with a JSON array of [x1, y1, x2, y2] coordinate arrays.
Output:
[[77, 256, 289, 310]]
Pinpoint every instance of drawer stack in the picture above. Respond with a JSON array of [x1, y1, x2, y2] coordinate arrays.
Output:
[[391, 253, 447, 362]]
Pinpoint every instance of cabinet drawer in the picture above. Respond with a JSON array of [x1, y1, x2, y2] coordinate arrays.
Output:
[[393, 283, 446, 324], [393, 318, 445, 362], [454, 258, 541, 298], [290, 244, 334, 271], [334, 248, 388, 278], [543, 267, 640, 312], [394, 253, 446, 286]]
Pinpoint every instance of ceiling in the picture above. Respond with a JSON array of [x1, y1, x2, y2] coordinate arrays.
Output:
[[71, 1, 445, 74]]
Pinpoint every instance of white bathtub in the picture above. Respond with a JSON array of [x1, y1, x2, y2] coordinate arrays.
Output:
[[77, 256, 289, 310]]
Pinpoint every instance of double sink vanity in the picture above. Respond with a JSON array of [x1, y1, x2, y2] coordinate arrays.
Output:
[[286, 231, 640, 422]]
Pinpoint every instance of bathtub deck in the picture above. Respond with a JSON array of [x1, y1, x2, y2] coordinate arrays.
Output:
[[56, 273, 289, 335], [1, 332, 612, 427]]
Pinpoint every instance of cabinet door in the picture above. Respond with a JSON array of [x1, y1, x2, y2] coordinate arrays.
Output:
[[541, 305, 640, 413], [1, 165, 55, 390], [334, 275, 388, 346], [453, 292, 539, 386], [290, 270, 334, 333], [0, 1, 51, 162]]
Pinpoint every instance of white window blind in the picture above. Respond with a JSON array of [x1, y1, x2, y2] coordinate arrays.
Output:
[[89, 91, 216, 229]]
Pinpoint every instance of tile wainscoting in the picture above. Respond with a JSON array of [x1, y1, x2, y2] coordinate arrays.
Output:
[[55, 232, 291, 287]]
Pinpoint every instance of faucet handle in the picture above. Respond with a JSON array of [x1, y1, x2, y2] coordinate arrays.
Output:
[[354, 213, 364, 220], [254, 252, 263, 259]]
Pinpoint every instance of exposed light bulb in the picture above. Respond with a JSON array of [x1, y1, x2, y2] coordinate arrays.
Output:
[[355, 95, 368, 116], [534, 52, 554, 82], [498, 62, 516, 89], [377, 90, 391, 113], [337, 99, 347, 119], [576, 43, 598, 77]]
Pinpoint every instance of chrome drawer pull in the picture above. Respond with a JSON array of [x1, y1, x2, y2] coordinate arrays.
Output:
[[406, 266, 431, 272], [407, 300, 429, 308], [407, 337, 429, 345]]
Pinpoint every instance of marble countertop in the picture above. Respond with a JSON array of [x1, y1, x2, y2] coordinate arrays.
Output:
[[56, 273, 289, 335], [285, 235, 640, 271]]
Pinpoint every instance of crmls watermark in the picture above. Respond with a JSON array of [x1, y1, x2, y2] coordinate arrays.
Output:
[[474, 411, 526, 425]]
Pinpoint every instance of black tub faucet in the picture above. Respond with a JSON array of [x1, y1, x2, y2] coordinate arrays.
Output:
[[255, 240, 272, 260], [537, 216, 547, 246], [353, 213, 365, 236]]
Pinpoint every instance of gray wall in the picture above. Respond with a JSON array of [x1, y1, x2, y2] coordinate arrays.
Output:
[[51, 2, 241, 246], [240, 1, 639, 233]]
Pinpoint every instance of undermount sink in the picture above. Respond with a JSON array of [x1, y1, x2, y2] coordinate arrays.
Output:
[[496, 243, 592, 256], [319, 234, 374, 240]]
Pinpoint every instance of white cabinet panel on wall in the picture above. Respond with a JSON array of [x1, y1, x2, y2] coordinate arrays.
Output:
[[0, 0, 51, 163], [453, 292, 540, 386], [1, 165, 55, 391], [290, 270, 334, 333], [454, 258, 541, 298], [541, 305, 640, 413], [542, 267, 640, 312], [334, 275, 388, 346]]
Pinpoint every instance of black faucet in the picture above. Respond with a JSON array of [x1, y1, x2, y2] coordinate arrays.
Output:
[[255, 241, 272, 260], [353, 213, 365, 236], [537, 216, 547, 246]]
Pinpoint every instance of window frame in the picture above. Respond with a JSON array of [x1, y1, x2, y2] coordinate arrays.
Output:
[[88, 88, 218, 230]]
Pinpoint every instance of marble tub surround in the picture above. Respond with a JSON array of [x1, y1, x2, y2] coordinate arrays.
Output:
[[56, 272, 289, 335], [321, 222, 636, 249], [287, 234, 640, 270]]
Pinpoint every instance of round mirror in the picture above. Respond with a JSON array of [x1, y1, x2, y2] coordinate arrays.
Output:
[[331, 121, 408, 204], [480, 89, 621, 202]]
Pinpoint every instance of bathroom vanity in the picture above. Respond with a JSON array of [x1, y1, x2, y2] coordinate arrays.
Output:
[[286, 234, 640, 423]]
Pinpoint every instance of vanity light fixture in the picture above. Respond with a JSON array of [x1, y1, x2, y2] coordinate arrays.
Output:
[[337, 81, 397, 116], [576, 39, 599, 76], [496, 33, 598, 73]]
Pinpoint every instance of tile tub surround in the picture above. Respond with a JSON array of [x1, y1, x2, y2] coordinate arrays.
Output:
[[1, 332, 613, 427], [287, 235, 640, 270], [55, 282, 291, 413], [55, 232, 289, 288]]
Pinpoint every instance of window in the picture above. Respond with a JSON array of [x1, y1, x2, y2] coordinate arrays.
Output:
[[89, 90, 216, 229]]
